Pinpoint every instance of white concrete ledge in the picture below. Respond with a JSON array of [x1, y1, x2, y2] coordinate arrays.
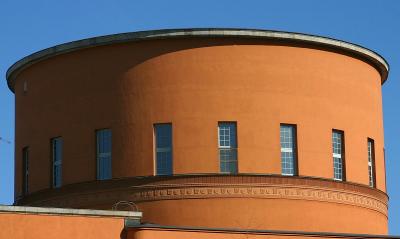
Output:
[[0, 205, 142, 219]]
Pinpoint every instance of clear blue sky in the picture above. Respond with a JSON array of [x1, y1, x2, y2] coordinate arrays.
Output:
[[0, 0, 399, 234]]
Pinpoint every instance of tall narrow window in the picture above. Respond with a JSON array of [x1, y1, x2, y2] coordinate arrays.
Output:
[[280, 124, 297, 176], [154, 123, 173, 175], [23, 80, 28, 95], [218, 122, 238, 174], [368, 138, 376, 187], [96, 129, 112, 180], [22, 147, 29, 195], [383, 147, 387, 190], [332, 130, 345, 181], [51, 137, 63, 188]]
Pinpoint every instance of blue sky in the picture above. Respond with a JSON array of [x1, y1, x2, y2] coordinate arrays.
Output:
[[0, 0, 399, 234]]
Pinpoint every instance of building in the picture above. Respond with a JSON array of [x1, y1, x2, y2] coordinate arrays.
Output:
[[2, 28, 397, 239]]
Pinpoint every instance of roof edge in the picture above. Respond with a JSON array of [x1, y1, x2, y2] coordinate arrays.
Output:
[[128, 224, 400, 238], [0, 205, 142, 218], [6, 28, 390, 93]]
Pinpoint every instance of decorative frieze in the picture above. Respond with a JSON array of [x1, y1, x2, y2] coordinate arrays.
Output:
[[22, 175, 388, 216]]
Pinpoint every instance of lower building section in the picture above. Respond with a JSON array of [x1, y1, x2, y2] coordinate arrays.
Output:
[[138, 197, 387, 234], [15, 174, 388, 234], [126, 225, 399, 239], [0, 205, 397, 239], [0, 205, 141, 239]]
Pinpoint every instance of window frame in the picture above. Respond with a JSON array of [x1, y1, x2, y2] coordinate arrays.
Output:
[[367, 138, 376, 188], [96, 128, 112, 180], [383, 147, 387, 190], [218, 122, 238, 174], [280, 124, 298, 176], [154, 123, 173, 176], [332, 129, 346, 181], [51, 137, 63, 188], [22, 147, 29, 195]]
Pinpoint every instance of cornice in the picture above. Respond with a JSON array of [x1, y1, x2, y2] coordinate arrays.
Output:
[[6, 28, 389, 92], [0, 205, 141, 218]]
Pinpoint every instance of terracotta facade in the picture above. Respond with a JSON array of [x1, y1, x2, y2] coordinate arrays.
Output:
[[6, 29, 390, 235]]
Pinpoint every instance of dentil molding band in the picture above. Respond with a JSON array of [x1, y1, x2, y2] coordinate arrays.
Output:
[[18, 174, 388, 216]]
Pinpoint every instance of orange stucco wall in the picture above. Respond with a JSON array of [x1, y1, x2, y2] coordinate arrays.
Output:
[[136, 198, 387, 234], [0, 211, 387, 239], [14, 38, 385, 194], [12, 37, 387, 234], [0, 212, 124, 239]]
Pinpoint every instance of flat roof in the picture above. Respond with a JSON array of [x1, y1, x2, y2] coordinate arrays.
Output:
[[5, 28, 389, 92], [0, 205, 142, 218]]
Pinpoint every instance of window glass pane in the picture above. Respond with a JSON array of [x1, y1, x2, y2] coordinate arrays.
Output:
[[218, 122, 237, 174], [280, 125, 296, 176], [52, 138, 62, 188], [332, 131, 343, 181], [22, 147, 29, 195], [333, 157, 342, 180], [368, 139, 375, 187], [155, 124, 172, 175], [97, 129, 112, 180]]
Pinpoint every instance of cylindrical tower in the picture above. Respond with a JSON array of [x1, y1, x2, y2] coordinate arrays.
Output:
[[7, 29, 389, 234]]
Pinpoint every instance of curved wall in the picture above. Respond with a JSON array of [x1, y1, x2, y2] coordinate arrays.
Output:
[[9, 31, 388, 234], [15, 175, 388, 234]]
